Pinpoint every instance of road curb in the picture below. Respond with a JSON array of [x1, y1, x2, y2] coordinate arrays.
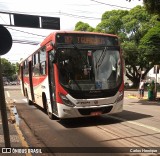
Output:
[[6, 100, 32, 156]]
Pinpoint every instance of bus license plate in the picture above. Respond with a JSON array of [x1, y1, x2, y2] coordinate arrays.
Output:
[[91, 111, 102, 116]]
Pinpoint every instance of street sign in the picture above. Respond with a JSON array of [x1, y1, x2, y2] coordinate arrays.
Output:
[[41, 16, 60, 30], [0, 11, 60, 30], [14, 14, 40, 28], [13, 13, 60, 30]]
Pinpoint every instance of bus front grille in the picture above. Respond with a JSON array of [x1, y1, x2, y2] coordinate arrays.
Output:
[[78, 106, 113, 115]]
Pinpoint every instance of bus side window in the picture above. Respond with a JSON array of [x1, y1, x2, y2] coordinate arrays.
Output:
[[40, 61, 46, 75], [23, 60, 29, 77], [40, 48, 46, 75], [32, 53, 40, 76]]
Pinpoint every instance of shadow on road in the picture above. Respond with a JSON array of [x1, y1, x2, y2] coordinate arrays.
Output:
[[59, 110, 152, 128], [58, 116, 121, 128], [136, 99, 160, 106]]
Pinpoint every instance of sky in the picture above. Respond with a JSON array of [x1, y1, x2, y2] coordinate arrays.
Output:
[[0, 0, 143, 63]]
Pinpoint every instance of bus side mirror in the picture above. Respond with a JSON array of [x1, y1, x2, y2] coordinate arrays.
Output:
[[50, 51, 57, 63], [46, 41, 54, 52]]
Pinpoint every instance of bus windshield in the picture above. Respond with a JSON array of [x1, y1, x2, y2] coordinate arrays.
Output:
[[57, 48, 122, 91]]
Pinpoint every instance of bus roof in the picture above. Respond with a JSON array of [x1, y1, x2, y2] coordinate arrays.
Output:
[[40, 30, 118, 47], [20, 31, 118, 64]]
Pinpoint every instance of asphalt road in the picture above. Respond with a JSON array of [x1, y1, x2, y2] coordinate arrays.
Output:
[[4, 85, 160, 156]]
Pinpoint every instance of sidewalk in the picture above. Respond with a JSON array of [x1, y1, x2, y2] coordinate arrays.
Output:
[[125, 90, 160, 102], [0, 99, 30, 154]]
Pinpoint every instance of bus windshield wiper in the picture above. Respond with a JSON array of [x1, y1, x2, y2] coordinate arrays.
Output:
[[96, 47, 107, 69], [69, 79, 82, 91]]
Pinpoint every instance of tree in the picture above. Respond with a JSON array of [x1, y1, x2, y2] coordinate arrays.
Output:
[[74, 6, 160, 87], [75, 21, 95, 32], [139, 23, 160, 65], [122, 6, 158, 86], [127, 0, 160, 16], [95, 6, 154, 86], [95, 10, 128, 36], [1, 58, 17, 81]]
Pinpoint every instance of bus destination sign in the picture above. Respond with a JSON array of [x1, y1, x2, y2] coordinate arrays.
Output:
[[56, 33, 118, 46], [64, 36, 105, 45]]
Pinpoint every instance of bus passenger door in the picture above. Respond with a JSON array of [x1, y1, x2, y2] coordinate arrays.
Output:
[[29, 61, 35, 102], [20, 65, 25, 96], [48, 52, 57, 115]]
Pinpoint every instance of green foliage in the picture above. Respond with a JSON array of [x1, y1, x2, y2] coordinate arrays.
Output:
[[122, 6, 152, 45], [95, 10, 128, 34], [122, 41, 139, 65], [127, 0, 160, 16], [139, 23, 160, 64], [74, 4, 160, 87], [74, 21, 94, 32], [1, 58, 18, 81], [143, 0, 160, 15]]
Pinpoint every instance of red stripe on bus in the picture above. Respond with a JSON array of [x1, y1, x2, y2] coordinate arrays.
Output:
[[23, 77, 29, 84], [23, 76, 46, 87], [54, 64, 67, 104], [32, 76, 46, 87]]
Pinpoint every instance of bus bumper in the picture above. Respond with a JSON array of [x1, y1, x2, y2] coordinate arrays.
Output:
[[56, 100, 123, 119]]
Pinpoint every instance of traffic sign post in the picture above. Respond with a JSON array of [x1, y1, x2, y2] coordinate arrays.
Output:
[[154, 65, 159, 99], [0, 58, 11, 147], [0, 25, 12, 147]]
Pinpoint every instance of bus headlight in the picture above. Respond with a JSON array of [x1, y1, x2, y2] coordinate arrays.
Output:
[[59, 93, 75, 107]]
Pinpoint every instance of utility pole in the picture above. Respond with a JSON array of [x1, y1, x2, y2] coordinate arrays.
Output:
[[0, 25, 12, 147], [154, 65, 159, 99], [0, 58, 11, 147]]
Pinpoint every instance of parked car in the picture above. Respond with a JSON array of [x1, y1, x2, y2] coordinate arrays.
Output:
[[10, 81, 17, 85], [3, 81, 9, 85]]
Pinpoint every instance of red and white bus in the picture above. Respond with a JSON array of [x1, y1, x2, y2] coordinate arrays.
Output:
[[19, 31, 124, 119]]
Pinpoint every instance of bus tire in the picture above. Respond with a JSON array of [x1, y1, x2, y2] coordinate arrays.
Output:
[[42, 93, 47, 113], [48, 111, 54, 120], [46, 104, 54, 120], [42, 93, 58, 120], [25, 89, 33, 105], [28, 99, 33, 105], [47, 104, 58, 120], [42, 93, 54, 120]]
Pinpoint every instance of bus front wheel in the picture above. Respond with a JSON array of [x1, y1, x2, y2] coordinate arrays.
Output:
[[46, 104, 54, 120], [42, 94, 54, 120]]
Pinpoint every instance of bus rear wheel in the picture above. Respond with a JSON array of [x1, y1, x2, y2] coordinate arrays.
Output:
[[25, 89, 33, 105]]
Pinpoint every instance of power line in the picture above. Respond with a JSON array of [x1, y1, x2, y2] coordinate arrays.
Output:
[[59, 11, 101, 20], [13, 39, 40, 45], [90, 0, 132, 9], [6, 27, 46, 37], [0, 9, 101, 21]]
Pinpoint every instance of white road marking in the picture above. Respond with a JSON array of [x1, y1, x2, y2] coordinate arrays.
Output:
[[6, 91, 10, 97], [23, 99, 27, 103], [8, 99, 27, 103], [108, 115, 160, 133]]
